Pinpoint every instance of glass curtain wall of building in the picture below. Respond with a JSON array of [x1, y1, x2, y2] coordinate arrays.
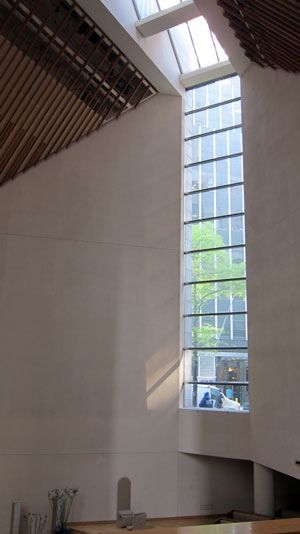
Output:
[[183, 74, 249, 411]]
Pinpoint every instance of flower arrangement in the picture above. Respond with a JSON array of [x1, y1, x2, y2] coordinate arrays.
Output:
[[48, 487, 79, 533], [25, 513, 47, 534]]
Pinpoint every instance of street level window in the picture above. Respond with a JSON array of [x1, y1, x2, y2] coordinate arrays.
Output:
[[183, 74, 249, 412]]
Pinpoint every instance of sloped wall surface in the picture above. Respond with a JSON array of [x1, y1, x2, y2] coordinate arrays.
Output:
[[0, 94, 181, 530]]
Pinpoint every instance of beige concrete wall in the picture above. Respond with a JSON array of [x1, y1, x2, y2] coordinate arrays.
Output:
[[242, 65, 300, 479], [178, 410, 250, 460], [0, 94, 181, 530], [178, 453, 253, 516]]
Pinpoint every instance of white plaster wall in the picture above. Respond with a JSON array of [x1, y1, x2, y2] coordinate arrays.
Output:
[[178, 453, 253, 516], [0, 94, 181, 530], [242, 65, 300, 479], [178, 410, 250, 460]]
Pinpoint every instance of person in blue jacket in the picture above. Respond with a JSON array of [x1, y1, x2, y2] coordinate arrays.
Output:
[[199, 391, 213, 408]]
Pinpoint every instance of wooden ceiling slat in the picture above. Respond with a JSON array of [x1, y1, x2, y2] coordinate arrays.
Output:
[[1, 13, 87, 178], [3, 134, 36, 183], [246, 25, 299, 71], [0, 71, 54, 172], [134, 83, 151, 109], [0, 1, 22, 61], [80, 60, 131, 139], [22, 29, 101, 172], [45, 45, 113, 158], [41, 42, 115, 159], [23, 140, 46, 170], [253, 0, 300, 34], [0, 0, 63, 110], [228, 19, 299, 70], [0, 121, 13, 148], [0, 0, 42, 68], [21, 23, 96, 173], [0, 2, 75, 133], [232, 31, 297, 72], [0, 0, 157, 184], [219, 0, 299, 48], [95, 69, 137, 131], [264, 0, 300, 20], [0, 129, 25, 178], [233, 14, 299, 70], [226, 22, 264, 56], [241, 5, 300, 48], [65, 52, 123, 147], [218, 0, 300, 72], [116, 77, 144, 119], [0, 0, 21, 34]]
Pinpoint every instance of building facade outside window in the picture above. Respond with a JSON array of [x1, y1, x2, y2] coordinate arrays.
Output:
[[183, 74, 249, 412]]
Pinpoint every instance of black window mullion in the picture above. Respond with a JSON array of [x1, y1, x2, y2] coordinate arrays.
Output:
[[184, 180, 244, 197], [184, 381, 248, 387], [184, 276, 246, 286], [185, 152, 243, 168], [184, 311, 247, 318], [184, 211, 245, 225], [184, 243, 246, 255], [184, 346, 247, 351], [185, 96, 241, 116], [185, 123, 242, 142]]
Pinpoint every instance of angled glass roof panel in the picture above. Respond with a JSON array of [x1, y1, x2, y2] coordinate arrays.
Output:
[[133, 0, 159, 18], [133, 0, 228, 73], [188, 17, 218, 68], [169, 23, 199, 73], [212, 33, 228, 63]]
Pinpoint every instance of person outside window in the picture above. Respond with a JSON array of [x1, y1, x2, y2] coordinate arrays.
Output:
[[215, 388, 225, 409], [199, 391, 213, 408]]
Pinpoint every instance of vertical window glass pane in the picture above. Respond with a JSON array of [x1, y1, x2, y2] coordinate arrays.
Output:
[[230, 184, 244, 213], [216, 217, 229, 246], [230, 215, 245, 246], [183, 75, 247, 411], [184, 382, 248, 409], [229, 155, 244, 183], [201, 135, 214, 161], [184, 220, 229, 252], [201, 190, 214, 219], [229, 128, 243, 153], [184, 281, 247, 315], [215, 158, 228, 186], [215, 187, 228, 217], [215, 131, 227, 158], [185, 187, 243, 221], [185, 75, 240, 112], [184, 314, 247, 348], [207, 81, 220, 106], [186, 129, 242, 164], [184, 247, 246, 283]]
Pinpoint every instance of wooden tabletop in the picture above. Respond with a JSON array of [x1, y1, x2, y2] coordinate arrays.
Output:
[[71, 518, 300, 534]]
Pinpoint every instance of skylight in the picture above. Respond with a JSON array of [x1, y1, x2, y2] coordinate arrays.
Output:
[[132, 0, 228, 73]]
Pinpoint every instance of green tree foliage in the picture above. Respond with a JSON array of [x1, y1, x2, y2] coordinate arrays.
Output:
[[190, 222, 245, 348]]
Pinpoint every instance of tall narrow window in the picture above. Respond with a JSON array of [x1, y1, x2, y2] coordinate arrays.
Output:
[[183, 74, 249, 412]]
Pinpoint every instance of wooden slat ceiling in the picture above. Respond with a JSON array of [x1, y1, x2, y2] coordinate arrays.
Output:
[[217, 0, 300, 73], [0, 0, 157, 186]]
